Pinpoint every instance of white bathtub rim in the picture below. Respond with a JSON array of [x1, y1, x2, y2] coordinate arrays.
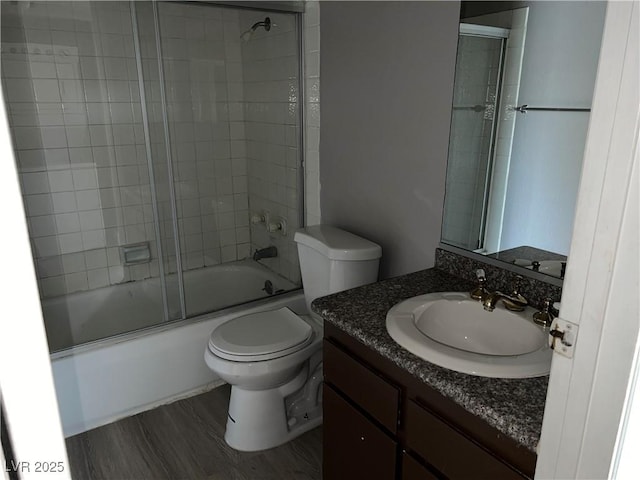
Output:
[[52, 291, 308, 437], [50, 289, 304, 361], [46, 259, 300, 356]]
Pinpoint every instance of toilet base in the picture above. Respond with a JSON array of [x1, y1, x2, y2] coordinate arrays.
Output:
[[224, 363, 323, 451]]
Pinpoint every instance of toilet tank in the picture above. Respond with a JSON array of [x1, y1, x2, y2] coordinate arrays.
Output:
[[294, 226, 382, 312]]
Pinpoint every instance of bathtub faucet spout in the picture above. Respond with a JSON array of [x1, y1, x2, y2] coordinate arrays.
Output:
[[253, 246, 278, 261]]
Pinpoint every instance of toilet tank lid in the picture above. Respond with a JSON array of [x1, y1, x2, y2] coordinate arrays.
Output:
[[294, 225, 382, 261]]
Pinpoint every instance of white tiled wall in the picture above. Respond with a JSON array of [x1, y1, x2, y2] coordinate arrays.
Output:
[[2, 1, 320, 299], [240, 2, 321, 284], [2, 1, 156, 298], [147, 2, 252, 272], [237, 9, 300, 283]]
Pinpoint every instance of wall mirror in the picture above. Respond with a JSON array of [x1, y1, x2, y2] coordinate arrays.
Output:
[[440, 0, 607, 281]]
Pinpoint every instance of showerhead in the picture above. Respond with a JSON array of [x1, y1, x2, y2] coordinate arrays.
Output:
[[240, 17, 274, 43]]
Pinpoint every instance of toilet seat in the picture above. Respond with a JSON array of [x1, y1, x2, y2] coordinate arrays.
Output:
[[208, 307, 314, 362]]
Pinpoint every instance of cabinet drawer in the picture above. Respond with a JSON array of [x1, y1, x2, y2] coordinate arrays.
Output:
[[401, 452, 440, 480], [405, 400, 525, 479], [323, 385, 397, 480], [324, 340, 399, 433]]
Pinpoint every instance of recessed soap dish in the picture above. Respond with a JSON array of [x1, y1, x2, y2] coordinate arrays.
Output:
[[121, 242, 151, 266]]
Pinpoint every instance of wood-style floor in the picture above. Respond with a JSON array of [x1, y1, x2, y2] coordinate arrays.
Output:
[[66, 385, 322, 480]]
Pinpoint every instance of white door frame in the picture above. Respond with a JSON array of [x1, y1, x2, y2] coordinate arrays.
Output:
[[536, 1, 639, 478], [612, 286, 640, 478], [0, 94, 70, 476]]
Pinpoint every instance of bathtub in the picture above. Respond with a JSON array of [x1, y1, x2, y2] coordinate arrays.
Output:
[[44, 260, 297, 352], [48, 260, 305, 437]]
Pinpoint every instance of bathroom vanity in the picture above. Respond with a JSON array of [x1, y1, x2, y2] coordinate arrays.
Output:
[[314, 260, 557, 479]]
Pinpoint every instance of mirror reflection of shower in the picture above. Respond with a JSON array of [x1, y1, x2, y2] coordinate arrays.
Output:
[[442, 24, 509, 252], [240, 16, 276, 42]]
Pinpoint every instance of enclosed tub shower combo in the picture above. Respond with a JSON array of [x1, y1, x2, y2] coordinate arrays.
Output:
[[0, 0, 325, 438]]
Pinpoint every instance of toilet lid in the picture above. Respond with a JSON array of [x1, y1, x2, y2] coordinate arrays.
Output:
[[208, 307, 313, 359]]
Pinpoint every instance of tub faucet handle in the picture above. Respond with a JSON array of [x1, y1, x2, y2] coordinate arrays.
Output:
[[251, 213, 265, 224], [267, 216, 287, 236]]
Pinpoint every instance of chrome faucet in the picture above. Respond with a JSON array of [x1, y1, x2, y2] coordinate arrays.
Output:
[[253, 246, 278, 261], [482, 276, 528, 312]]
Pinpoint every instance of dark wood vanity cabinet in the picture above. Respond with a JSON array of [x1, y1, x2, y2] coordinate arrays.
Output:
[[323, 323, 537, 480], [323, 385, 397, 480]]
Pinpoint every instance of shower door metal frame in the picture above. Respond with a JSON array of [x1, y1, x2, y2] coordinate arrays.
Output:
[[130, 2, 172, 321], [130, 0, 187, 321], [149, 0, 188, 319], [296, 9, 306, 229]]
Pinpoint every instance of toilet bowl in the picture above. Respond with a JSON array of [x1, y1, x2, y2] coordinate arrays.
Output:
[[205, 307, 323, 451], [204, 225, 382, 451]]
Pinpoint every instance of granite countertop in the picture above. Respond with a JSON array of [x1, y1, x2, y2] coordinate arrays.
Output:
[[311, 267, 549, 453]]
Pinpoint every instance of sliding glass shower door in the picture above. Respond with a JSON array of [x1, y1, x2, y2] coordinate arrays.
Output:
[[1, 0, 303, 353], [0, 1, 175, 349], [134, 1, 304, 319]]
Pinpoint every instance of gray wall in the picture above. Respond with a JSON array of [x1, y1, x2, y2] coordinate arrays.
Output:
[[319, 1, 460, 278]]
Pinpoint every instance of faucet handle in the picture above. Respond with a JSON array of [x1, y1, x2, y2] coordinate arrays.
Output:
[[533, 298, 555, 327], [470, 269, 489, 301], [266, 216, 287, 235], [511, 275, 524, 294]]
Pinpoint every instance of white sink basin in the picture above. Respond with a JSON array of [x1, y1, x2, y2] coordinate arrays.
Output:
[[386, 291, 551, 378]]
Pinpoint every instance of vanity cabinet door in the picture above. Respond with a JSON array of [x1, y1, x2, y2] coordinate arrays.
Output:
[[324, 340, 399, 433], [323, 384, 397, 480], [405, 400, 526, 479], [401, 452, 440, 480]]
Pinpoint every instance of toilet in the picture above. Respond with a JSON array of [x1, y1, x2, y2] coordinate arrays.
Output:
[[204, 225, 382, 451]]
